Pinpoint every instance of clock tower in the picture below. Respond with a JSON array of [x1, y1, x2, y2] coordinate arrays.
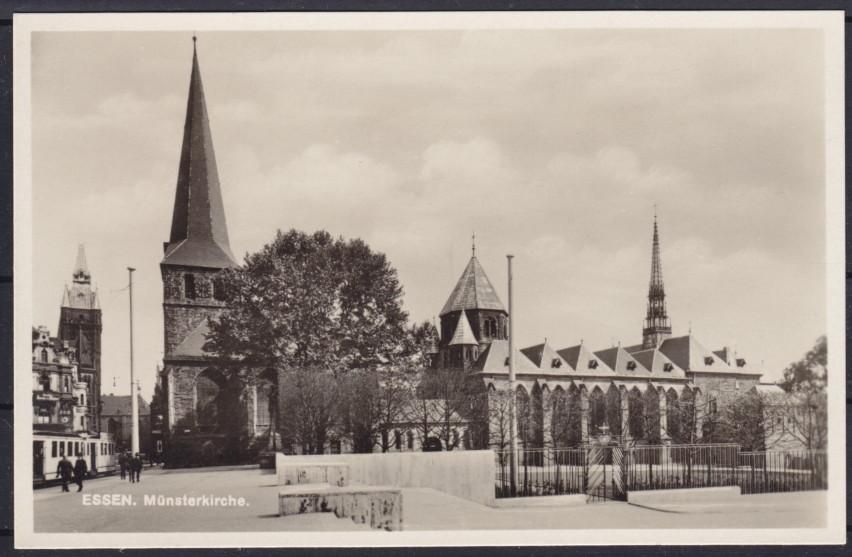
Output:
[[58, 244, 102, 433]]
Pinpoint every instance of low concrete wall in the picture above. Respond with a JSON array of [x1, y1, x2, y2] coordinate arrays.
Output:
[[277, 461, 349, 487], [278, 451, 495, 505], [627, 486, 742, 506]]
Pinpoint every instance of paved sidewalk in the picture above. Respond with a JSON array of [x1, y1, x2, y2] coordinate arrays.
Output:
[[402, 488, 827, 530], [33, 468, 826, 533]]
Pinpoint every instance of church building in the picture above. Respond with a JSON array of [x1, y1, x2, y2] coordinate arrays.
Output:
[[158, 40, 275, 464], [432, 216, 764, 449]]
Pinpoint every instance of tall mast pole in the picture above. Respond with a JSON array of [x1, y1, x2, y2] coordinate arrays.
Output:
[[128, 267, 140, 455], [507, 254, 518, 496]]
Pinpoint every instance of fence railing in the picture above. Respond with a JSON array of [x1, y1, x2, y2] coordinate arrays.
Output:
[[494, 444, 827, 499]]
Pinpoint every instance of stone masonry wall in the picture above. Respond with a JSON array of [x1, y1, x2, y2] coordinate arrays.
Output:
[[690, 373, 760, 417]]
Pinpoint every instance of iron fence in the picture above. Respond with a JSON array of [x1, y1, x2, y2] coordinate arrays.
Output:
[[494, 448, 588, 498], [495, 444, 827, 499]]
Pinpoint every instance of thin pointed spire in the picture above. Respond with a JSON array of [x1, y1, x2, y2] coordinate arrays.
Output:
[[642, 210, 672, 348], [163, 38, 236, 269], [471, 232, 476, 258]]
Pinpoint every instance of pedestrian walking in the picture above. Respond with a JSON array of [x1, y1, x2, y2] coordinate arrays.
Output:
[[56, 455, 73, 492], [73, 455, 88, 492], [118, 451, 128, 480], [131, 453, 143, 483]]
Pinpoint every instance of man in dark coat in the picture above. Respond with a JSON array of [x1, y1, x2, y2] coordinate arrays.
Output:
[[118, 451, 128, 480], [56, 455, 73, 492], [73, 455, 88, 492], [131, 453, 143, 483]]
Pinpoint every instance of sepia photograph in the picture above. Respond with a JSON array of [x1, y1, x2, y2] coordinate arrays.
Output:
[[12, 11, 845, 548]]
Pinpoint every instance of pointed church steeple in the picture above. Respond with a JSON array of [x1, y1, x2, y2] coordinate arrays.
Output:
[[642, 211, 672, 348], [72, 243, 91, 285], [63, 244, 98, 310], [162, 38, 236, 269]]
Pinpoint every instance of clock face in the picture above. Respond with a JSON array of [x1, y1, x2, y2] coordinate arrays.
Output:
[[61, 416, 69, 423]]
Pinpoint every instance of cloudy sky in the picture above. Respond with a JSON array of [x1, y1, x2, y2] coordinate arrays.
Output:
[[30, 28, 826, 400]]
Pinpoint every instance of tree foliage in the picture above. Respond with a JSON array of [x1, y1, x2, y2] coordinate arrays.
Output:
[[777, 335, 828, 450], [781, 335, 827, 393], [200, 229, 416, 454], [205, 229, 409, 372]]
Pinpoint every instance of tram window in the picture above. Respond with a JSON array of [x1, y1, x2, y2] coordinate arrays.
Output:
[[66, 441, 71, 455], [59, 443, 64, 457], [51, 441, 57, 457]]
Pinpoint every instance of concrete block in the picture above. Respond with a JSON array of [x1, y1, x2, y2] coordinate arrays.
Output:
[[277, 462, 349, 487], [627, 485, 742, 506], [278, 484, 402, 531], [279, 450, 495, 506]]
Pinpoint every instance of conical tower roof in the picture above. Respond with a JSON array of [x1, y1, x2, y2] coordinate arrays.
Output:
[[162, 39, 236, 269], [440, 256, 506, 317], [448, 311, 479, 346]]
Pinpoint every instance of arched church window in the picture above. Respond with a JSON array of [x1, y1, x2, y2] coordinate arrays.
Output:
[[40, 348, 48, 363], [184, 274, 197, 300]]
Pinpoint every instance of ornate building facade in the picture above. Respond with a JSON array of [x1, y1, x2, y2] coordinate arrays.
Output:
[[432, 220, 764, 449], [32, 325, 90, 433]]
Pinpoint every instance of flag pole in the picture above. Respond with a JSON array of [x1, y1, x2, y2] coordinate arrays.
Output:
[[128, 267, 140, 455], [507, 254, 518, 496]]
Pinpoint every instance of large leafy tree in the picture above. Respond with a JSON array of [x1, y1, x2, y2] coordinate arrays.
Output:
[[206, 229, 409, 371], [337, 320, 437, 453], [204, 229, 411, 454], [779, 335, 828, 450]]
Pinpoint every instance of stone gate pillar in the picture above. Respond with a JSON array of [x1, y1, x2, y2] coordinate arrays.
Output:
[[619, 385, 630, 444], [693, 390, 704, 442], [658, 388, 671, 464], [658, 388, 669, 442], [541, 386, 553, 449], [579, 386, 590, 444]]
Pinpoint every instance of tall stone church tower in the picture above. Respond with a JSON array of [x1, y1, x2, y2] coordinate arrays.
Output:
[[58, 244, 102, 433], [642, 213, 672, 349], [160, 40, 238, 435]]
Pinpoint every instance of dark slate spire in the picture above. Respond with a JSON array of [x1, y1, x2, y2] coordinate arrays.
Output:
[[642, 210, 672, 348], [440, 255, 506, 317], [162, 38, 236, 269]]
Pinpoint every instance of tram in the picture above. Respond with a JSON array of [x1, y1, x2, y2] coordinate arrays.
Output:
[[33, 430, 117, 487]]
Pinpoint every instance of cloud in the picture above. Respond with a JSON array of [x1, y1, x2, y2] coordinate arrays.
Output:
[[30, 28, 829, 397]]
